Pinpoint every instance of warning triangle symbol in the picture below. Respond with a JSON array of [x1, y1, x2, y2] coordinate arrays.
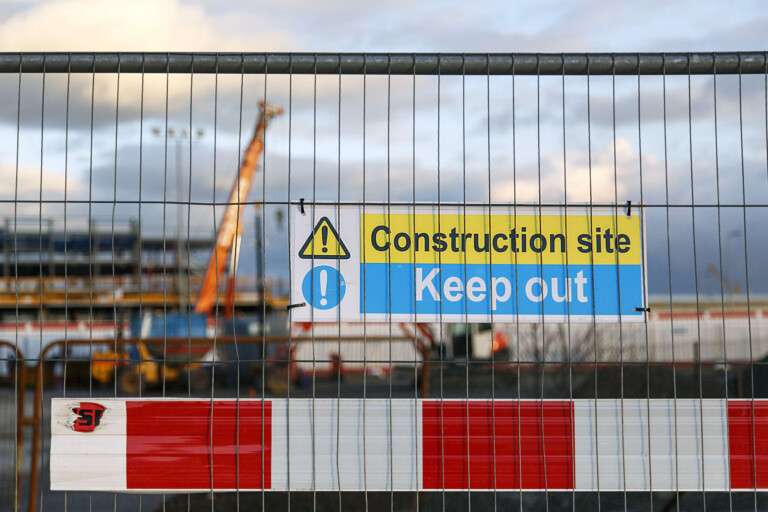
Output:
[[299, 217, 350, 260]]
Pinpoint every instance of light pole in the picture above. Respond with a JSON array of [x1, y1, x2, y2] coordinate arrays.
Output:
[[723, 229, 741, 305], [151, 126, 205, 310]]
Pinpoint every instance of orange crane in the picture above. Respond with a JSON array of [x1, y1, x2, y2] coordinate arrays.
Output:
[[195, 101, 284, 316], [92, 102, 283, 390]]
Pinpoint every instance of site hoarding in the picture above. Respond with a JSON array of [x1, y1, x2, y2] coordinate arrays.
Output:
[[290, 206, 646, 323]]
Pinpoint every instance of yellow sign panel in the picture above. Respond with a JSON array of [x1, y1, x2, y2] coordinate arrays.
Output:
[[299, 216, 350, 259], [362, 212, 642, 266]]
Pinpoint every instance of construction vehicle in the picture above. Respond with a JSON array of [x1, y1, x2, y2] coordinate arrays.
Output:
[[449, 323, 509, 360], [92, 102, 284, 392]]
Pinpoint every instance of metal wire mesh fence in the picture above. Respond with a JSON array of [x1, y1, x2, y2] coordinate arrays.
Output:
[[0, 52, 766, 511]]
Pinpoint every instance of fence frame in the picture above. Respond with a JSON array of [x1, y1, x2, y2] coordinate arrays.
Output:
[[2, 50, 768, 511]]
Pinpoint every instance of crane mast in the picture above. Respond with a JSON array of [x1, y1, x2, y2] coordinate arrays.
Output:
[[195, 101, 283, 314]]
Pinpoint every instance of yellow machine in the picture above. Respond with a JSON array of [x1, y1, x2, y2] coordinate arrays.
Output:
[[91, 343, 163, 392]]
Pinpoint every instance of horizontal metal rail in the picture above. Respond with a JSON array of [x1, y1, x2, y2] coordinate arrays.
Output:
[[0, 52, 766, 75]]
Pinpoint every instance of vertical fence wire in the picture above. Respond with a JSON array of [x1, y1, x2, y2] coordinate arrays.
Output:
[[712, 52, 731, 512], [136, 52, 146, 512], [334, 60, 342, 510], [60, 52, 71, 512], [208, 54, 220, 512], [12, 54, 21, 512], [361, 56, 370, 512], [638, 55, 655, 512], [586, 58, 602, 512], [737, 54, 759, 512], [512, 56, 523, 512], [485, 53, 498, 512], [285, 56, 293, 512], [435, 56, 446, 512], [609, 56, 628, 512], [461, 53, 472, 512], [562, 53, 575, 512], [109, 54, 121, 512], [536, 55, 551, 512], [260, 53, 268, 512], [385, 54, 395, 512], [411, 55, 420, 512], [35, 54, 46, 512], [310, 54, 318, 512], [686, 56, 708, 510], [87, 55, 96, 512], [661, 55, 682, 512]]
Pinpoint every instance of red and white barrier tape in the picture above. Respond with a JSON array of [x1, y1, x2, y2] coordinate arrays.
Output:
[[51, 398, 767, 492]]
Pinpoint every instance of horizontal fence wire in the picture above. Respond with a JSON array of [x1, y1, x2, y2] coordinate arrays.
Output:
[[0, 52, 765, 512]]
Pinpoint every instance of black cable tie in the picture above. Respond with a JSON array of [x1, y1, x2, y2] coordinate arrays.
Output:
[[625, 200, 632, 217], [299, 198, 306, 214], [634, 306, 650, 312], [287, 302, 306, 311]]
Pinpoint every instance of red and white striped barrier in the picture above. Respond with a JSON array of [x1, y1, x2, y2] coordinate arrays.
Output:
[[51, 398, 768, 492]]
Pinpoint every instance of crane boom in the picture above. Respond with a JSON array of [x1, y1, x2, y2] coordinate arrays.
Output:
[[195, 101, 283, 314]]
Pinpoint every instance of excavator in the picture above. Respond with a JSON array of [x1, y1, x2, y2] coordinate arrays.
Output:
[[92, 101, 283, 392]]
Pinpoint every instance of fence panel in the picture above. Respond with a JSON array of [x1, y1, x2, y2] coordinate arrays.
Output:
[[0, 52, 766, 511]]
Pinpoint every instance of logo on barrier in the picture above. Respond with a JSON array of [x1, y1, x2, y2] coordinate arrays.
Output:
[[70, 402, 106, 433]]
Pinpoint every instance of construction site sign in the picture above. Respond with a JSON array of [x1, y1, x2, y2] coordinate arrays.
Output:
[[290, 206, 646, 323]]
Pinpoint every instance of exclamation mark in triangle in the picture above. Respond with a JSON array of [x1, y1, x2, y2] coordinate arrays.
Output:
[[298, 217, 350, 259], [321, 225, 328, 254]]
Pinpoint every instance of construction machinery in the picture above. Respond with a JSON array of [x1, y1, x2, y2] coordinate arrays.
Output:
[[92, 102, 284, 392], [195, 102, 284, 315]]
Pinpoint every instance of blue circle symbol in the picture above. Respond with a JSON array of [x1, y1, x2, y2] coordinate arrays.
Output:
[[302, 266, 346, 310]]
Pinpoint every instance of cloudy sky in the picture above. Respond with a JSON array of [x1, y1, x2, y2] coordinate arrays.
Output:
[[0, 0, 765, 53], [0, 0, 766, 296]]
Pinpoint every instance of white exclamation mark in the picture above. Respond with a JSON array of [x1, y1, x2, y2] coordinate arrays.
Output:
[[319, 268, 328, 306]]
